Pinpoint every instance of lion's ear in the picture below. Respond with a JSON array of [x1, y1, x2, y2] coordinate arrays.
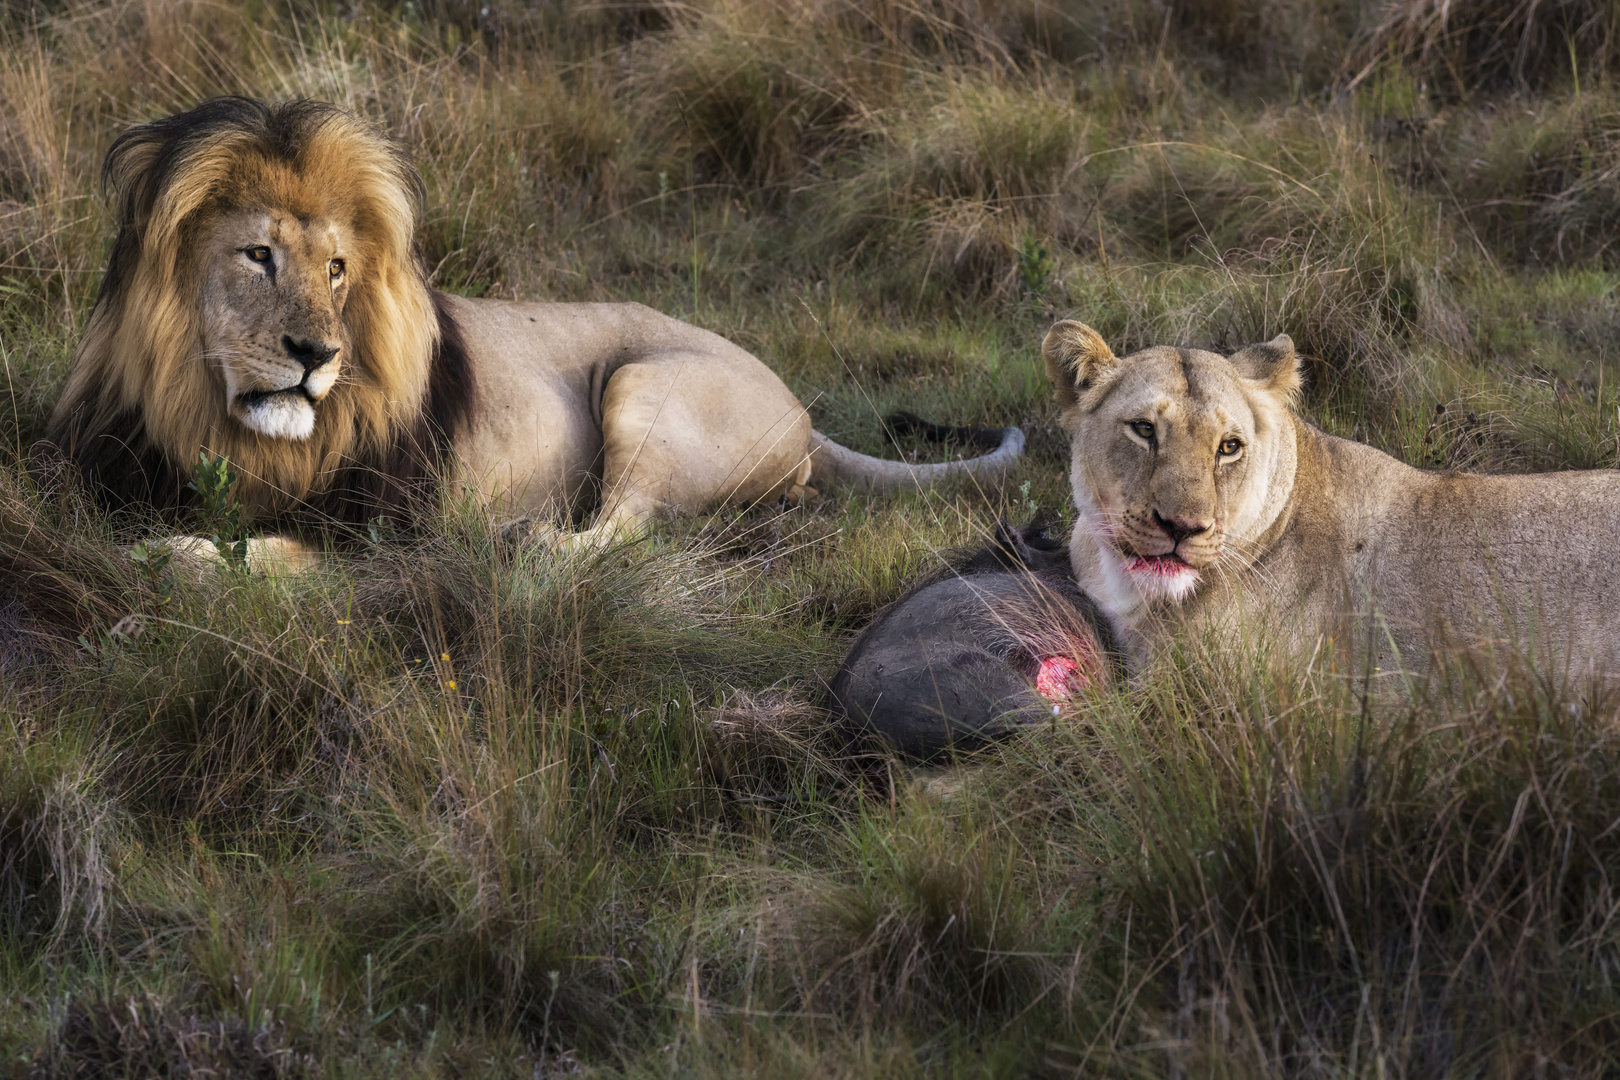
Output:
[[1229, 334, 1302, 403], [1043, 321, 1118, 412]]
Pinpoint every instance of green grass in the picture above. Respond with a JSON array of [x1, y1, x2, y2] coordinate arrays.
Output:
[[6, 0, 1620, 1074]]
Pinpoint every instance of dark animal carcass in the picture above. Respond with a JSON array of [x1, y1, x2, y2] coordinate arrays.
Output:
[[830, 520, 1118, 759]]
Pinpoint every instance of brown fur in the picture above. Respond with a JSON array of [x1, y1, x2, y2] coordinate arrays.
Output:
[[46, 98, 470, 526]]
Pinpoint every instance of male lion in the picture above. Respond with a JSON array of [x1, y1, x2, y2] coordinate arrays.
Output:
[[1043, 320, 1620, 679], [46, 98, 1022, 563]]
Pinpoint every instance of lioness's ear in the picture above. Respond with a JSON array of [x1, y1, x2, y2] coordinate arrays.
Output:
[[1229, 334, 1302, 403], [1043, 321, 1119, 413]]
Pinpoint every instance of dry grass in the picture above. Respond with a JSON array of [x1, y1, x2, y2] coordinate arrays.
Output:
[[1053, 643, 1620, 1072], [1350, 0, 1620, 95], [3, 0, 1620, 1075]]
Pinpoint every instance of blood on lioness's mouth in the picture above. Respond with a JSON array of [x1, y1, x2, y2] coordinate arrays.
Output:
[[1123, 553, 1195, 577]]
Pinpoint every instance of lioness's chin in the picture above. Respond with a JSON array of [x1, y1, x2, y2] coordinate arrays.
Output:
[[236, 394, 316, 440], [1120, 554, 1201, 604]]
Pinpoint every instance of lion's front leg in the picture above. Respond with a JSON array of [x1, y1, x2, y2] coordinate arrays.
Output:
[[165, 534, 322, 574]]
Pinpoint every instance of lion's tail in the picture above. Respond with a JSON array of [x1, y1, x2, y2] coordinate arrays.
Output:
[[808, 414, 1025, 494]]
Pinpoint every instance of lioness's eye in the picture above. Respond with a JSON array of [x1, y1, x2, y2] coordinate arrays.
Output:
[[329, 259, 345, 279], [245, 246, 273, 264], [1219, 437, 1243, 456], [1130, 420, 1155, 441]]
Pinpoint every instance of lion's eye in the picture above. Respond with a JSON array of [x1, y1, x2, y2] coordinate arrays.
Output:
[[1130, 420, 1156, 441], [329, 259, 345, 280], [1219, 437, 1243, 457], [245, 246, 273, 265]]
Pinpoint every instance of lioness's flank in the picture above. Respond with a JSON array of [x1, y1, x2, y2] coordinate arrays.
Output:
[[1043, 319, 1620, 678], [46, 98, 1023, 562]]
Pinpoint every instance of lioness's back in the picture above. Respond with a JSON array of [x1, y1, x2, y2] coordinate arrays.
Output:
[[1337, 443, 1620, 673]]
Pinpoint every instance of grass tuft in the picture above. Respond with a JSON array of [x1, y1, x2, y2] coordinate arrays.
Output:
[[0, 717, 123, 948], [1353, 0, 1620, 96], [1069, 642, 1620, 1071]]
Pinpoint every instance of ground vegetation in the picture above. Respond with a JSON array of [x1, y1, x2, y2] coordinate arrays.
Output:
[[5, 0, 1620, 1073]]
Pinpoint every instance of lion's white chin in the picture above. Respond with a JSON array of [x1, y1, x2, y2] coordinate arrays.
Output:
[[238, 394, 316, 440]]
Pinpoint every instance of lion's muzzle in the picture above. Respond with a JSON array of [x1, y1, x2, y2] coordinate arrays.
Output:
[[284, 335, 339, 377], [230, 334, 342, 441]]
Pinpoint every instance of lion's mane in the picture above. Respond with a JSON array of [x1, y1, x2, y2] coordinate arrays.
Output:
[[46, 97, 474, 525]]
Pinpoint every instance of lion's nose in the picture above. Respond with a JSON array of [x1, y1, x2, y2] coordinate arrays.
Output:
[[283, 335, 339, 374], [1152, 510, 1211, 544]]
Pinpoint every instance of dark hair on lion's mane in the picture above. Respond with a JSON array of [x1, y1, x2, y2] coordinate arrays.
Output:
[[48, 294, 474, 530], [311, 290, 475, 529], [44, 96, 474, 534]]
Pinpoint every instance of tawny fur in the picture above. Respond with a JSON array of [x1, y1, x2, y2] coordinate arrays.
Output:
[[1044, 319, 1620, 681], [48, 97, 1024, 561], [50, 100, 436, 517]]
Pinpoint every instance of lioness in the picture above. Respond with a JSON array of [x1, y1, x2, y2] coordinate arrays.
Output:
[[45, 98, 1022, 564], [1043, 320, 1620, 678]]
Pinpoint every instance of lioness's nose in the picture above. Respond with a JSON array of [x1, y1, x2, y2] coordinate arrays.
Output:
[[1152, 510, 1211, 543], [283, 335, 339, 374]]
